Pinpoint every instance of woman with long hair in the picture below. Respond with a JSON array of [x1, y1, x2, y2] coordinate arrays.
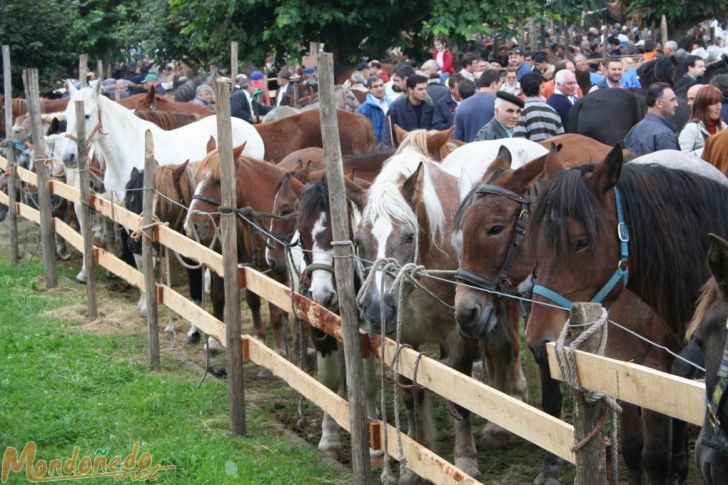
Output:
[[679, 85, 727, 156]]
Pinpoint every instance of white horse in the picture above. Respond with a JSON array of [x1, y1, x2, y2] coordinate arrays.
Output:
[[441, 138, 548, 185], [56, 81, 264, 312], [629, 149, 728, 186]]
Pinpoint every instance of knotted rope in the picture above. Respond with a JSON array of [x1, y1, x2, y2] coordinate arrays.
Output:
[[554, 308, 621, 485]]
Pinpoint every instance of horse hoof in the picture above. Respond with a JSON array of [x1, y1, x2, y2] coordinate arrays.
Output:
[[370, 450, 385, 470], [256, 367, 273, 379], [398, 468, 427, 485], [75, 271, 86, 284], [320, 448, 339, 461], [186, 332, 201, 345], [455, 457, 481, 478], [57, 250, 71, 261], [480, 423, 513, 449]]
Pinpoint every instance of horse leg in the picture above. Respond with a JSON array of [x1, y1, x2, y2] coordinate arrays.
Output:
[[246, 290, 270, 377], [481, 303, 528, 448], [185, 265, 204, 345], [532, 347, 564, 485], [202, 272, 225, 354], [268, 303, 287, 357], [399, 384, 435, 485], [667, 419, 689, 485], [73, 203, 87, 283], [316, 345, 345, 460], [641, 409, 672, 484], [620, 402, 645, 484], [449, 337, 481, 478]]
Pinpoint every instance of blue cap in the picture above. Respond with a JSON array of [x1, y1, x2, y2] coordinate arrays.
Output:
[[302, 67, 316, 75], [250, 70, 264, 80]]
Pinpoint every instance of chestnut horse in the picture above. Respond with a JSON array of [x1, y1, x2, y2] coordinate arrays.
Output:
[[254, 109, 376, 163], [686, 234, 728, 484], [185, 143, 305, 361], [538, 133, 636, 164], [453, 146, 682, 483], [528, 146, 728, 482], [354, 146, 526, 479]]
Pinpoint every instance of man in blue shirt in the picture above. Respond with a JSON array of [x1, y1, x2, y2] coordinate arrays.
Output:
[[357, 76, 392, 146], [624, 82, 680, 156]]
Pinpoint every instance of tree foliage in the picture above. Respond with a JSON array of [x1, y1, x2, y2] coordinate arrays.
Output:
[[621, 0, 728, 36]]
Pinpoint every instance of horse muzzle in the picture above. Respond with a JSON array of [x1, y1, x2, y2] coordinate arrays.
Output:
[[358, 294, 396, 335]]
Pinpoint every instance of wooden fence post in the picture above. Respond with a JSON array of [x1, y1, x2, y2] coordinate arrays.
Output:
[[79, 54, 88, 88], [75, 101, 97, 320], [3, 45, 19, 264], [230, 41, 238, 88], [568, 302, 608, 485], [318, 50, 372, 484], [96, 60, 103, 82], [660, 15, 669, 45], [214, 79, 246, 435], [143, 130, 161, 371], [22, 68, 57, 288]]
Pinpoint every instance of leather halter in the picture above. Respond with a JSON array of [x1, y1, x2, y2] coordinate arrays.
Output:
[[703, 317, 728, 455], [191, 193, 222, 207], [454, 184, 532, 295], [532, 187, 629, 310]]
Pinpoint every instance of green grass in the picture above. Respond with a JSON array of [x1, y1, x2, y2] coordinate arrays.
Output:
[[0, 256, 350, 484]]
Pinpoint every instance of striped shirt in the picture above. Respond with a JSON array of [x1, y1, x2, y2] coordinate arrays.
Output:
[[512, 97, 564, 142]]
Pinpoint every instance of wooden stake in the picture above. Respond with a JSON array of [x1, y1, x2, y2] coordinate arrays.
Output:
[[96, 59, 103, 83], [230, 41, 238, 89], [214, 79, 246, 435], [661, 15, 669, 45], [568, 302, 608, 485], [143, 130, 160, 371], [22, 68, 56, 288], [317, 50, 372, 484], [75, 101, 97, 320], [2, 45, 19, 264], [79, 54, 88, 88]]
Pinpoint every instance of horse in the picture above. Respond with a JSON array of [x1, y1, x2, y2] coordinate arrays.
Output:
[[254, 109, 376, 163], [630, 150, 728, 185], [441, 138, 547, 186], [453, 145, 683, 483], [185, 143, 304, 362], [393, 126, 461, 161], [528, 146, 728, 482], [277, 147, 326, 173], [354, 145, 526, 479], [133, 110, 205, 130], [262, 105, 300, 123], [117, 86, 214, 118], [538, 133, 636, 164], [686, 234, 728, 484]]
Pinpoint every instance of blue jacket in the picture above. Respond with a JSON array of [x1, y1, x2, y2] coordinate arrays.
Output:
[[357, 94, 390, 146], [546, 93, 573, 128], [453, 92, 496, 142], [517, 63, 532, 80], [624, 112, 679, 156], [431, 95, 458, 130]]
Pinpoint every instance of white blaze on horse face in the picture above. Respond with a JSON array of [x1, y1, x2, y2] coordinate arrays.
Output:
[[372, 217, 393, 296], [310, 212, 335, 305]]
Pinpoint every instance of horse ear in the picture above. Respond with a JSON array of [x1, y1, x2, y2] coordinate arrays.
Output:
[[544, 145, 566, 180], [293, 160, 313, 182], [426, 127, 453, 159], [589, 144, 623, 194], [144, 86, 155, 109], [344, 178, 368, 210], [206, 136, 216, 153], [67, 80, 78, 96], [49, 117, 60, 135], [92, 79, 102, 97], [394, 124, 408, 146], [172, 160, 190, 180], [509, 153, 547, 194], [708, 234, 728, 293], [458, 169, 474, 203], [233, 142, 247, 160], [401, 162, 425, 207], [482, 145, 513, 182]]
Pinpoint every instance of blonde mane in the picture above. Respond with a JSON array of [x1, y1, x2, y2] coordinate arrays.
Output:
[[362, 146, 445, 246], [686, 278, 720, 341], [154, 161, 197, 224]]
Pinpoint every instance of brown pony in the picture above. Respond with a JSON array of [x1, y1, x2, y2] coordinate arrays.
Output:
[[454, 146, 682, 483], [277, 147, 326, 173], [118, 87, 214, 117], [254, 109, 376, 162], [185, 142, 305, 360], [538, 133, 635, 165]]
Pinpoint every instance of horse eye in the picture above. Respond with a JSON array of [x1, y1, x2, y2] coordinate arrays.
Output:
[[405, 233, 415, 244], [84, 114, 91, 120], [575, 237, 590, 252], [487, 225, 504, 236]]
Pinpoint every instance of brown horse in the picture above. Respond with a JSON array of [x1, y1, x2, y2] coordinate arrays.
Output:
[[453, 146, 682, 483], [354, 145, 526, 479], [277, 147, 326, 173], [185, 142, 304, 360], [528, 146, 728, 483], [537, 133, 636, 165], [254, 109, 376, 162], [134, 110, 205, 130], [686, 235, 728, 484], [118, 87, 214, 117]]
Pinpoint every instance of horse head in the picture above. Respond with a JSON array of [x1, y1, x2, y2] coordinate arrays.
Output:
[[265, 172, 304, 277], [61, 80, 103, 167], [453, 146, 548, 340], [692, 234, 728, 483], [526, 145, 625, 359]]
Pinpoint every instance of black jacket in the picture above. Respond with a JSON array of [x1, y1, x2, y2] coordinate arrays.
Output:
[[388, 96, 434, 136], [230, 90, 272, 123]]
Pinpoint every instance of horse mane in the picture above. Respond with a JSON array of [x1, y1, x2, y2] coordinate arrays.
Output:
[[343, 148, 394, 164], [395, 129, 430, 156], [686, 278, 719, 341], [134, 110, 200, 130], [154, 162, 196, 224], [362, 146, 445, 246], [533, 163, 728, 332], [299, 179, 330, 221]]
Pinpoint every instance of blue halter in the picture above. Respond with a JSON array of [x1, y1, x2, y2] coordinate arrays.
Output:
[[532, 187, 629, 310]]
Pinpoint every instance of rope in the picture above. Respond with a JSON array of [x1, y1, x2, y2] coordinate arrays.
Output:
[[554, 308, 621, 485]]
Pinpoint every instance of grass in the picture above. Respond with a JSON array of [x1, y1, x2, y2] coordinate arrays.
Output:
[[0, 254, 350, 484]]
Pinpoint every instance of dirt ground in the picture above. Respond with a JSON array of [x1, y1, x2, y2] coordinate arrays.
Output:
[[1, 216, 704, 484]]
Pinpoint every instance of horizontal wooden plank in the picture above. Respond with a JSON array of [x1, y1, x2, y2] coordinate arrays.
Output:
[[159, 285, 226, 343], [0, 190, 9, 206], [376, 337, 577, 464], [95, 247, 145, 290], [54, 218, 84, 253], [50, 179, 81, 205], [17, 201, 40, 224], [16, 166, 37, 186], [0, 155, 7, 170], [244, 336, 479, 484], [546, 342, 705, 426], [157, 225, 224, 276], [90, 195, 142, 232]]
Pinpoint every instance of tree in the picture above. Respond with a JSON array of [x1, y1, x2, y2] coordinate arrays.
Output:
[[620, 0, 728, 39]]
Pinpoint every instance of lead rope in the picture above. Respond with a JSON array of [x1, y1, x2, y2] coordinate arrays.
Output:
[[554, 308, 621, 485]]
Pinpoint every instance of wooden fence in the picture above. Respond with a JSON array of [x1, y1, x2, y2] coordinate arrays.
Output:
[[0, 154, 707, 484]]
